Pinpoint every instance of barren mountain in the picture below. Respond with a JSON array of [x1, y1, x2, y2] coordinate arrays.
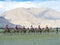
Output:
[[3, 8, 60, 28], [0, 17, 16, 28]]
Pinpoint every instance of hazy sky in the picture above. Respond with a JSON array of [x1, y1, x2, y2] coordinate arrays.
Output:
[[0, 0, 60, 13]]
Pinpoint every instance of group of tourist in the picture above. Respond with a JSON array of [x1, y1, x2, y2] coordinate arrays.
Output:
[[3, 25, 58, 33]]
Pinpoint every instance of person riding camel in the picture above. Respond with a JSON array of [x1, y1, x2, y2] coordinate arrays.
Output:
[[4, 25, 10, 33], [46, 25, 49, 32], [15, 25, 19, 32], [22, 26, 26, 33], [30, 25, 35, 32], [37, 25, 42, 33], [38, 25, 41, 30]]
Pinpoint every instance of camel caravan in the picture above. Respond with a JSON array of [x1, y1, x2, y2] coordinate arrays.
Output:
[[3, 24, 59, 34]]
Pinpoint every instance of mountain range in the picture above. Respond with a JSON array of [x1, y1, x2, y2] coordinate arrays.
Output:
[[0, 17, 16, 28], [1, 8, 60, 28]]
